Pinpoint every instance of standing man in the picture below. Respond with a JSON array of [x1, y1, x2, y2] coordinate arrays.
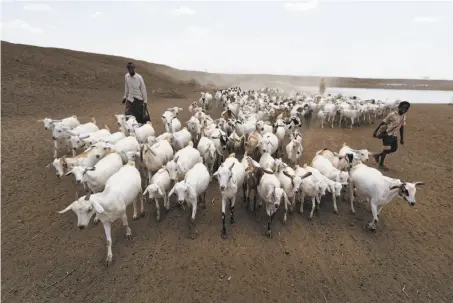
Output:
[[122, 62, 148, 123], [372, 101, 410, 171]]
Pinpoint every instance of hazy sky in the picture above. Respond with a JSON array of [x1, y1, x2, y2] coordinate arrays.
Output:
[[1, 0, 452, 79]]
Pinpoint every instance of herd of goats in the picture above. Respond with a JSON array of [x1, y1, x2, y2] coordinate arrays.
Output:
[[40, 87, 424, 266]]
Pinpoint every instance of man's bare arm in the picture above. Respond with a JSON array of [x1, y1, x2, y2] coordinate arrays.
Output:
[[400, 126, 404, 144]]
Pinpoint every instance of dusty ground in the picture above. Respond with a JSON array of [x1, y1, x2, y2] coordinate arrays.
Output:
[[2, 42, 453, 303]]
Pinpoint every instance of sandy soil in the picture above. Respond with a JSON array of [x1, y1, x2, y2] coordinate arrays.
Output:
[[2, 42, 453, 303]]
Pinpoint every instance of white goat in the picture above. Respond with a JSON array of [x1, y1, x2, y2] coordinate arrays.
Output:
[[101, 132, 126, 144], [70, 127, 111, 151], [162, 111, 182, 133], [339, 108, 361, 129], [47, 146, 103, 177], [58, 163, 144, 266], [65, 121, 100, 155], [276, 162, 312, 219], [302, 164, 343, 214], [259, 132, 279, 157], [65, 151, 129, 225], [143, 167, 171, 222], [197, 136, 218, 174], [256, 120, 273, 135], [171, 127, 192, 151], [139, 139, 174, 185], [51, 118, 97, 158], [338, 143, 373, 163], [285, 138, 303, 167], [186, 116, 202, 145], [94, 136, 140, 159], [199, 92, 213, 111], [168, 162, 210, 239], [294, 165, 327, 219], [259, 152, 276, 171], [253, 161, 290, 238], [65, 151, 128, 193], [165, 142, 202, 181], [315, 149, 349, 172], [311, 154, 349, 184], [130, 121, 155, 143], [38, 115, 79, 131], [213, 156, 246, 239], [348, 160, 424, 231]]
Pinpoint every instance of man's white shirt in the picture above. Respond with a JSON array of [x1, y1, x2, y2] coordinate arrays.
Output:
[[123, 72, 147, 103]]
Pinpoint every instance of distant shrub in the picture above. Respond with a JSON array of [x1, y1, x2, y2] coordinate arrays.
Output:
[[187, 78, 200, 87]]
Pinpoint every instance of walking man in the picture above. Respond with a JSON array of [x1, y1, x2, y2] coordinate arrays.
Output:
[[372, 101, 410, 171], [122, 62, 148, 123]]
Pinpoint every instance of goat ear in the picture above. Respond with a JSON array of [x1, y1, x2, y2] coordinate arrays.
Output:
[[389, 185, 401, 191], [301, 172, 312, 179], [283, 170, 294, 180], [65, 169, 73, 176], [187, 186, 197, 199], [92, 201, 105, 213], [212, 170, 219, 177], [57, 203, 73, 214]]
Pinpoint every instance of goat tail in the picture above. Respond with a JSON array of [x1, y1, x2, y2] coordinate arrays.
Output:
[[315, 148, 328, 156], [92, 117, 97, 125], [104, 125, 110, 132]]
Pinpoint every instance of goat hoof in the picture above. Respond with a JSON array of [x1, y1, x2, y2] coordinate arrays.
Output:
[[132, 215, 139, 220], [140, 211, 146, 217], [333, 209, 339, 215], [267, 232, 272, 239], [366, 223, 376, 231], [230, 217, 235, 225], [189, 232, 197, 240], [221, 231, 228, 239], [125, 234, 132, 240], [93, 218, 99, 225], [105, 257, 112, 267], [156, 216, 161, 222]]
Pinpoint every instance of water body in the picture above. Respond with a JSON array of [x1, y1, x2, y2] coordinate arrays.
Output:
[[300, 86, 453, 104]]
